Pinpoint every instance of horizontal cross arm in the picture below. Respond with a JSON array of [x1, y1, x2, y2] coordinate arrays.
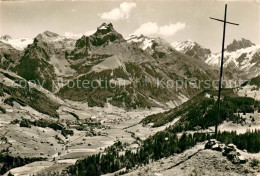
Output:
[[210, 17, 239, 26]]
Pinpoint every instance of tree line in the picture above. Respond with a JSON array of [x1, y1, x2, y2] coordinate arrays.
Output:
[[67, 130, 259, 176]]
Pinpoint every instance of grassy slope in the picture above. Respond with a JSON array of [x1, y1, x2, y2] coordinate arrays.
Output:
[[242, 75, 260, 87], [0, 72, 60, 117], [141, 89, 260, 128]]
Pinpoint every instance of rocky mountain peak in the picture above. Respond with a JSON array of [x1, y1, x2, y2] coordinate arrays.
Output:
[[35, 31, 60, 42], [92, 23, 124, 40], [226, 38, 255, 52], [75, 23, 125, 49], [127, 34, 149, 41], [96, 23, 115, 35], [127, 34, 175, 59], [172, 40, 211, 60], [0, 35, 12, 41], [127, 34, 154, 48], [42, 31, 60, 38], [172, 40, 198, 52]]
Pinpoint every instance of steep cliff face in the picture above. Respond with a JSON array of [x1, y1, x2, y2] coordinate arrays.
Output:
[[0, 41, 21, 70], [14, 31, 76, 91], [226, 38, 255, 52]]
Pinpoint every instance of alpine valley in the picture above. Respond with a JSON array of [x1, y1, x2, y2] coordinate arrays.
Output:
[[0, 23, 259, 176]]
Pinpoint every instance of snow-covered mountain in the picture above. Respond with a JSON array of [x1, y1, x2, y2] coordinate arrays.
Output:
[[1, 24, 256, 109], [0, 24, 259, 176], [205, 42, 260, 79], [171, 40, 211, 60], [57, 23, 219, 108], [127, 34, 173, 59], [127, 34, 154, 50], [172, 38, 260, 79], [0, 35, 33, 50]]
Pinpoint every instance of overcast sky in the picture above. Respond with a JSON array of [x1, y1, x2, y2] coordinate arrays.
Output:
[[0, 0, 259, 52]]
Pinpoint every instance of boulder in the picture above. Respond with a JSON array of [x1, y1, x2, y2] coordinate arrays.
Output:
[[227, 144, 236, 149], [212, 143, 225, 152], [223, 145, 236, 156], [238, 156, 248, 164], [205, 139, 219, 149]]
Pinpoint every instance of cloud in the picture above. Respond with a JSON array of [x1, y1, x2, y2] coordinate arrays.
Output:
[[100, 2, 136, 21], [133, 22, 186, 37], [159, 22, 186, 37], [133, 22, 159, 36]]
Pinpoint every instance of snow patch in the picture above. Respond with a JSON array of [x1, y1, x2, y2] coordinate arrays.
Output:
[[127, 34, 155, 50], [178, 93, 189, 103], [205, 45, 260, 72], [171, 39, 196, 52], [0, 38, 33, 50], [99, 26, 107, 30]]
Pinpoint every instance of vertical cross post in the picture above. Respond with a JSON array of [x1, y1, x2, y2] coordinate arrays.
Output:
[[210, 4, 239, 139]]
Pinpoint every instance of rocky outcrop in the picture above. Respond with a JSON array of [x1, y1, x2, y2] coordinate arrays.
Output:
[[205, 140, 248, 164], [125, 143, 257, 176], [0, 41, 21, 70], [75, 23, 125, 50], [0, 35, 12, 41], [226, 38, 255, 52]]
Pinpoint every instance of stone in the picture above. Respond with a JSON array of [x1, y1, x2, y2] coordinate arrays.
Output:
[[238, 156, 247, 164], [212, 143, 225, 152], [205, 139, 219, 149]]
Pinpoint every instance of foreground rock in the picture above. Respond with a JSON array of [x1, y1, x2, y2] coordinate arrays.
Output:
[[205, 140, 248, 164]]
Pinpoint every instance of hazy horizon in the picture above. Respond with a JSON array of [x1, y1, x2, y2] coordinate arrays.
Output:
[[1, 0, 259, 52]]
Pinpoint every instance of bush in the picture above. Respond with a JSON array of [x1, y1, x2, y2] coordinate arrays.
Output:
[[10, 119, 20, 124], [61, 129, 74, 136], [250, 159, 259, 167], [0, 106, 6, 113], [19, 119, 31, 128]]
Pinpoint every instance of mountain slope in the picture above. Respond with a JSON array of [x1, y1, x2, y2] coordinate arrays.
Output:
[[141, 89, 260, 127], [128, 35, 218, 80], [0, 41, 21, 70], [242, 75, 260, 87], [172, 39, 259, 80], [0, 69, 60, 117], [57, 24, 220, 109], [0, 24, 246, 109], [14, 31, 76, 91]]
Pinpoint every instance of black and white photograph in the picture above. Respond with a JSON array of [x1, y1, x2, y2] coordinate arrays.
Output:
[[0, 0, 259, 175]]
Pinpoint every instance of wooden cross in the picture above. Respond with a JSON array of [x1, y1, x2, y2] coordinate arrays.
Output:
[[210, 4, 239, 139]]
